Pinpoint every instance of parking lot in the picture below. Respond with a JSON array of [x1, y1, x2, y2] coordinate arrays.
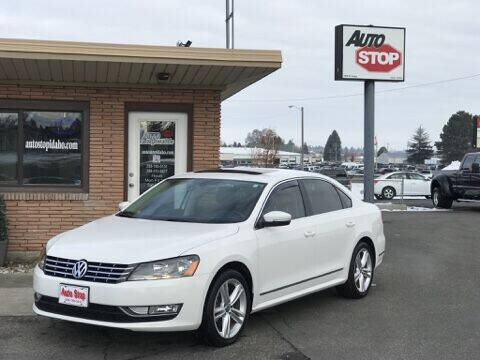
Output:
[[1, 202, 479, 360]]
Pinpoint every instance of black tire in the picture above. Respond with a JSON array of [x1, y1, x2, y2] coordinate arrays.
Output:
[[432, 186, 453, 209], [374, 194, 383, 200], [381, 186, 396, 200], [200, 269, 251, 347], [337, 242, 375, 299]]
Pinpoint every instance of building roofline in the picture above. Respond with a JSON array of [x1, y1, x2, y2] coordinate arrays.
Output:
[[0, 38, 282, 68]]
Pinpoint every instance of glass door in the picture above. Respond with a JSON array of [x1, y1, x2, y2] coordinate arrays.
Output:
[[127, 112, 188, 201]]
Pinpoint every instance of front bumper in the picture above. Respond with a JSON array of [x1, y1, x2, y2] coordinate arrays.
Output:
[[32, 266, 210, 332]]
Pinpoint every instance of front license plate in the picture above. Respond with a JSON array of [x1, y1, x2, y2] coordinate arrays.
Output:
[[59, 284, 89, 308]]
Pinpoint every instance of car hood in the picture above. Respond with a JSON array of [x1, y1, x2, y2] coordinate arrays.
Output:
[[47, 215, 239, 264]]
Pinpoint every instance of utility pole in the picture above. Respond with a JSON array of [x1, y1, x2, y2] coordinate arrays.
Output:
[[301, 106, 304, 167], [364, 81, 375, 203], [289, 105, 305, 168], [225, 0, 234, 49]]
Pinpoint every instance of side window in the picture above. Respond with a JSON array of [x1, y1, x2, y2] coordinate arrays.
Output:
[[474, 156, 480, 166], [301, 179, 343, 215], [461, 155, 475, 170], [336, 188, 352, 208], [408, 173, 424, 180], [263, 181, 305, 220], [389, 173, 406, 180]]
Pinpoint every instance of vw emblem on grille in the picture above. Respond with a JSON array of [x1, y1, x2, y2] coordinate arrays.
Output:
[[72, 260, 88, 279]]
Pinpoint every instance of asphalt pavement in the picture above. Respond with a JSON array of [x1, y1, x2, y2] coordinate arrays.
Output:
[[1, 204, 479, 359]]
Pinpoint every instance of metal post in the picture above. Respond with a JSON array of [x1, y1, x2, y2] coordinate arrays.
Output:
[[301, 106, 304, 168], [401, 177, 405, 204], [225, 0, 230, 49], [363, 80, 375, 203], [231, 0, 234, 49]]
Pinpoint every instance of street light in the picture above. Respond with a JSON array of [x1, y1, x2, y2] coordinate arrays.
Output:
[[289, 105, 304, 168]]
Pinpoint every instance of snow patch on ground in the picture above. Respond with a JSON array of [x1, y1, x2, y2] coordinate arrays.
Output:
[[0, 263, 35, 274], [381, 206, 451, 212], [442, 161, 461, 171], [350, 182, 364, 199]]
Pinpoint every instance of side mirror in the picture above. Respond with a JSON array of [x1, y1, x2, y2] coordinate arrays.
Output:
[[261, 211, 292, 227], [472, 163, 480, 174], [118, 201, 130, 211]]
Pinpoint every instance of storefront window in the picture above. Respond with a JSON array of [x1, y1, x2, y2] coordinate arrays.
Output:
[[23, 112, 82, 186], [0, 102, 87, 190], [0, 113, 18, 185]]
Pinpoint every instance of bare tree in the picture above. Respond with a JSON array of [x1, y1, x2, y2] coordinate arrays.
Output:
[[251, 129, 282, 167]]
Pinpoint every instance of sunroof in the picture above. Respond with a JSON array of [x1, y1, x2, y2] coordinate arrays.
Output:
[[195, 168, 264, 175]]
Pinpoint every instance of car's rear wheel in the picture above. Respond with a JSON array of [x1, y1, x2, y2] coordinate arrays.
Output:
[[432, 186, 453, 209], [337, 242, 374, 299], [381, 186, 396, 200], [200, 269, 251, 347]]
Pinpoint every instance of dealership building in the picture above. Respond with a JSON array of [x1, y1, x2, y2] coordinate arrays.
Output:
[[0, 38, 281, 261]]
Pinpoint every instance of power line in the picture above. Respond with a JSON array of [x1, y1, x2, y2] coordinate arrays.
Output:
[[225, 72, 480, 103]]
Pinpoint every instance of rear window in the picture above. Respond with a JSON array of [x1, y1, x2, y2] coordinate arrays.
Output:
[[301, 179, 343, 215], [336, 189, 352, 208]]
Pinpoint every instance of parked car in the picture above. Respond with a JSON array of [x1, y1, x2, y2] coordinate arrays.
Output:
[[316, 167, 352, 189], [419, 169, 434, 179], [374, 171, 431, 200], [431, 153, 480, 208], [33, 168, 385, 346]]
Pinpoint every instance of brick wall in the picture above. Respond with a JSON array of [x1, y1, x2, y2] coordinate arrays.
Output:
[[0, 84, 221, 256]]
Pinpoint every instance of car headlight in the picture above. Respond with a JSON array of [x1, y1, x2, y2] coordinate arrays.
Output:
[[128, 255, 200, 281], [37, 249, 46, 271]]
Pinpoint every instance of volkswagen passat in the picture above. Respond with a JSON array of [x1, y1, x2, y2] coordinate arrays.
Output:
[[33, 168, 386, 346]]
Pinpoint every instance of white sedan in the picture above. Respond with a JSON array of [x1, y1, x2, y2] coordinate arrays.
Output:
[[33, 168, 385, 346], [374, 171, 432, 200]]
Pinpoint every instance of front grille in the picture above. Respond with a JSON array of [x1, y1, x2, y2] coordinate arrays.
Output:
[[35, 295, 177, 323], [44, 256, 134, 284]]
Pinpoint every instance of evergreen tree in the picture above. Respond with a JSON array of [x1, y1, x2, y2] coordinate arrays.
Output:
[[286, 139, 295, 152], [324, 130, 342, 161], [435, 111, 475, 164], [406, 126, 434, 164], [302, 142, 309, 155]]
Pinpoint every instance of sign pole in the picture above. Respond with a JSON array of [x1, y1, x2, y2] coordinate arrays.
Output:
[[364, 80, 375, 203]]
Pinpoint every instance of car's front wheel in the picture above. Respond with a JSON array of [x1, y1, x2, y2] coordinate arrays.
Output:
[[432, 186, 453, 209], [200, 269, 251, 347], [337, 242, 374, 299]]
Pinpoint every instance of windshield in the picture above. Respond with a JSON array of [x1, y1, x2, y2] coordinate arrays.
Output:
[[118, 178, 266, 223]]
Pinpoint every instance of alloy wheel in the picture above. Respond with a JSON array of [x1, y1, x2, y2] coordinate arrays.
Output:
[[354, 249, 373, 293], [383, 188, 394, 199], [433, 189, 439, 207], [213, 279, 247, 339]]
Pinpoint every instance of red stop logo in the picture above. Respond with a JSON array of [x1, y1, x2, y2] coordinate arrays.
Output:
[[162, 129, 173, 138], [356, 44, 402, 72]]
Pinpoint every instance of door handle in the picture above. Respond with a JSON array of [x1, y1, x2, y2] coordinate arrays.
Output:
[[304, 230, 316, 237], [346, 221, 356, 228]]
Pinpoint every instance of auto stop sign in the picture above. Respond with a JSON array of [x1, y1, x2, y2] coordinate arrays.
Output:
[[356, 44, 401, 72], [335, 25, 405, 81]]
